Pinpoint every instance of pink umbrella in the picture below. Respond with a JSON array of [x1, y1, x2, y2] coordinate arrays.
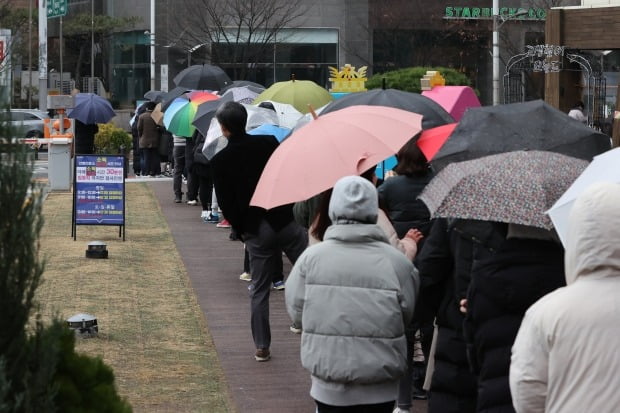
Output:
[[250, 105, 423, 210], [421, 86, 481, 121], [417, 123, 457, 160]]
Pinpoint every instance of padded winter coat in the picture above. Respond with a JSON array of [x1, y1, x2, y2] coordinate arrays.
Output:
[[285, 223, 419, 406]]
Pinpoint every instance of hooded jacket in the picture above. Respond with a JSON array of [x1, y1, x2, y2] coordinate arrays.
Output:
[[285, 176, 419, 406], [510, 182, 620, 413]]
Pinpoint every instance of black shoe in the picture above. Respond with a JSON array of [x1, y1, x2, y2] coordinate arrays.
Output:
[[174, 196, 182, 203]]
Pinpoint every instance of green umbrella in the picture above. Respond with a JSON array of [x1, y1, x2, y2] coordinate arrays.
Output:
[[163, 99, 198, 137], [253, 78, 333, 114]]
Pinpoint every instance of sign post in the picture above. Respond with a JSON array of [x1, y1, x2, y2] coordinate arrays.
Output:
[[72, 155, 126, 241], [47, 0, 67, 18]]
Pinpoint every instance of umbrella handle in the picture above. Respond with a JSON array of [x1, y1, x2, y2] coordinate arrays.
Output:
[[308, 104, 318, 120]]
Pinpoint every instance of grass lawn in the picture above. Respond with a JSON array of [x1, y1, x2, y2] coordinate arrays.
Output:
[[36, 182, 232, 413]]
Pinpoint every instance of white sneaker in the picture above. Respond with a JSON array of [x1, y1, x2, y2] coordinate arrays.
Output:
[[239, 272, 251, 282], [187, 200, 197, 205], [393, 408, 411, 413]]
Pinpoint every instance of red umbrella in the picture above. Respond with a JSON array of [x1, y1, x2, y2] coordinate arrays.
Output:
[[250, 105, 423, 210], [417, 123, 457, 160]]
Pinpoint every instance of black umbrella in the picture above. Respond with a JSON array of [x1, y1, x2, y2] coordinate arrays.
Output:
[[431, 99, 612, 171], [320, 88, 455, 129], [192, 94, 233, 137], [160, 86, 190, 111], [144, 90, 165, 103], [219, 80, 266, 93], [173, 64, 232, 91]]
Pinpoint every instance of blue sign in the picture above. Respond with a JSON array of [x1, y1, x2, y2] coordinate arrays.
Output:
[[74, 155, 125, 226]]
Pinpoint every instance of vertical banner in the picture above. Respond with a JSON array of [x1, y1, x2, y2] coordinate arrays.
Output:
[[73, 154, 126, 240]]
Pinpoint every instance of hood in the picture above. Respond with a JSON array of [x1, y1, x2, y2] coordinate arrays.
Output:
[[565, 182, 620, 284], [329, 176, 378, 225]]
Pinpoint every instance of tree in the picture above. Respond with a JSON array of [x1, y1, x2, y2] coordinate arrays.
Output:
[[366, 66, 473, 93], [58, 13, 139, 90], [0, 124, 132, 413], [174, 0, 309, 80]]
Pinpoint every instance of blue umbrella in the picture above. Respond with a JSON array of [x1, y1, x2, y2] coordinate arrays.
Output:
[[68, 93, 116, 125], [247, 124, 291, 142]]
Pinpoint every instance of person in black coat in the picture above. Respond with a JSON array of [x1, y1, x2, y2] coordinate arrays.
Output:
[[211, 101, 307, 361], [462, 225, 565, 413], [415, 218, 505, 413]]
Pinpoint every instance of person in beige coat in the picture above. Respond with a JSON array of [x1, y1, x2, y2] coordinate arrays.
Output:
[[509, 182, 620, 413]]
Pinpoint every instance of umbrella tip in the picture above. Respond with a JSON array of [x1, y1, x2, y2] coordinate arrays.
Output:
[[308, 104, 318, 120]]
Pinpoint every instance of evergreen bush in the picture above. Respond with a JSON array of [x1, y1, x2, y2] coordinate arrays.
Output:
[[0, 122, 132, 413], [366, 66, 473, 93], [94, 124, 132, 155]]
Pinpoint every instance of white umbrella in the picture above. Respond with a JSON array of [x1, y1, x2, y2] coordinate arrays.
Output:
[[547, 147, 620, 246]]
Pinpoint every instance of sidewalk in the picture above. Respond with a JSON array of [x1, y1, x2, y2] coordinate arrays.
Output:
[[148, 180, 428, 413], [149, 181, 314, 413]]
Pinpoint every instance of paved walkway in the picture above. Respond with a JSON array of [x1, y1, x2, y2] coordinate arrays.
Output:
[[148, 180, 428, 413]]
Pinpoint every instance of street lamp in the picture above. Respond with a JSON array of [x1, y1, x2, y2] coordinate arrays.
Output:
[[149, 0, 155, 91], [492, 4, 528, 105], [187, 42, 209, 67]]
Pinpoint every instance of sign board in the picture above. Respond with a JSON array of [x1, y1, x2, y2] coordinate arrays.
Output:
[[444, 6, 546, 20], [72, 155, 126, 240], [47, 0, 68, 18]]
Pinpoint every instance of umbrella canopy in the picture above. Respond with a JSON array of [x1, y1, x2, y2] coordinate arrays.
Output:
[[257, 100, 304, 129], [432, 99, 611, 171], [150, 102, 165, 126], [419, 150, 588, 229], [417, 123, 458, 160], [245, 104, 280, 129], [220, 86, 262, 104], [320, 88, 455, 129], [163, 98, 198, 137], [547, 147, 620, 246], [252, 79, 333, 114], [247, 124, 291, 142], [173, 64, 232, 91], [421, 86, 481, 121], [250, 105, 423, 210], [186, 90, 219, 104], [160, 86, 190, 111], [220, 80, 265, 93], [144, 90, 165, 102], [68, 93, 116, 125], [192, 94, 233, 137]]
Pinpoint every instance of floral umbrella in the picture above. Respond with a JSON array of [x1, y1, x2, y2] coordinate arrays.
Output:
[[418, 150, 588, 229]]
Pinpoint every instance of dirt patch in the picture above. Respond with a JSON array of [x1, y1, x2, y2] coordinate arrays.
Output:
[[36, 182, 232, 413]]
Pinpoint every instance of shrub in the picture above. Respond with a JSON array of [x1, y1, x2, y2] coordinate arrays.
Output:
[[94, 124, 132, 155], [366, 67, 473, 93]]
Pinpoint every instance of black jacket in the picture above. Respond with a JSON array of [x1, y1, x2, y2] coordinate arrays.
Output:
[[464, 238, 565, 413], [415, 219, 505, 413], [210, 132, 294, 236]]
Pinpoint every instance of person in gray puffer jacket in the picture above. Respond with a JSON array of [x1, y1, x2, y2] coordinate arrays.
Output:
[[285, 175, 420, 413]]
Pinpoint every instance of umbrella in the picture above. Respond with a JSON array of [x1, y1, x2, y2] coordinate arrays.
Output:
[[257, 100, 304, 129], [220, 80, 265, 93], [160, 86, 190, 111], [432, 99, 611, 171], [252, 78, 333, 114], [421, 86, 481, 121], [173, 64, 232, 91], [67, 93, 116, 125], [320, 88, 455, 129], [192, 94, 233, 137], [150, 102, 165, 126], [244, 104, 280, 129], [144, 90, 165, 102], [200, 103, 280, 160], [247, 124, 291, 142], [417, 123, 458, 160], [163, 98, 199, 137], [220, 86, 262, 104], [547, 147, 620, 246], [250, 105, 423, 210], [186, 90, 219, 104], [419, 150, 588, 229]]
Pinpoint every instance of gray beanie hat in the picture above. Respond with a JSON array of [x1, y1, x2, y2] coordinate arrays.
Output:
[[328, 176, 378, 224]]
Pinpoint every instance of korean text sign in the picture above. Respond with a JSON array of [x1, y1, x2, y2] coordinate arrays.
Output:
[[74, 155, 125, 225]]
